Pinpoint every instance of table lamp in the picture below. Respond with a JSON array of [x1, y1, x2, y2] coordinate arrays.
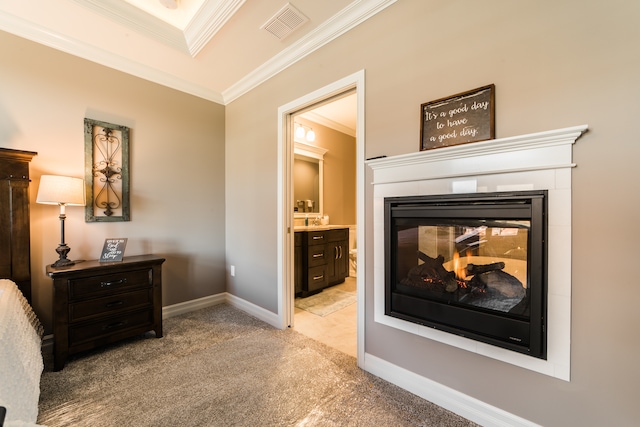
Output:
[[36, 175, 86, 267]]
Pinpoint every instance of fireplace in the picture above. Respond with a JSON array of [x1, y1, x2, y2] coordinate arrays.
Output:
[[385, 191, 547, 359], [369, 125, 586, 380]]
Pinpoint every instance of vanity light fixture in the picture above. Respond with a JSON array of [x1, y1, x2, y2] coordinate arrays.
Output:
[[294, 122, 316, 143], [36, 175, 86, 267]]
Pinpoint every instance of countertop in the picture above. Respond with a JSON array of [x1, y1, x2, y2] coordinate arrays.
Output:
[[294, 225, 350, 232]]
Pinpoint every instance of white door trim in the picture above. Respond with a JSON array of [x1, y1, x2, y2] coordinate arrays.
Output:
[[277, 70, 365, 365]]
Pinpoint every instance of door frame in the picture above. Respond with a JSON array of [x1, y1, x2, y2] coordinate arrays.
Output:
[[276, 70, 365, 364]]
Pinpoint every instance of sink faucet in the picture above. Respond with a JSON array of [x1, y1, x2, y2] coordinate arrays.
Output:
[[312, 215, 321, 226]]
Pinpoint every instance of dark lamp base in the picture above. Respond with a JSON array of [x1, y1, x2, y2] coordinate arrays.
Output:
[[52, 243, 75, 268], [51, 258, 77, 268]]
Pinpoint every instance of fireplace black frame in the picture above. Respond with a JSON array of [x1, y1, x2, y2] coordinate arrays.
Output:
[[384, 191, 547, 359]]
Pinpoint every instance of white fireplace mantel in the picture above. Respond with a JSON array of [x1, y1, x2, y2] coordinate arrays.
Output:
[[368, 125, 587, 381]]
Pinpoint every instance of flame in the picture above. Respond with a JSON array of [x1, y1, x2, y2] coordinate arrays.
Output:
[[452, 251, 467, 280]]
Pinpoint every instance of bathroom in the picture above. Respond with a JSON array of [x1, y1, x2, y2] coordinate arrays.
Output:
[[292, 93, 357, 356]]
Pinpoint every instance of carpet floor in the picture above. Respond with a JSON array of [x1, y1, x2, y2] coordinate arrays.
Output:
[[38, 304, 477, 427]]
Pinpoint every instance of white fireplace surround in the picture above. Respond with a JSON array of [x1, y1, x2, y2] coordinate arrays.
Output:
[[368, 124, 588, 381]]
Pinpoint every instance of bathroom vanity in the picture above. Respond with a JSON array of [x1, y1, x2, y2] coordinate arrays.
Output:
[[295, 226, 349, 297]]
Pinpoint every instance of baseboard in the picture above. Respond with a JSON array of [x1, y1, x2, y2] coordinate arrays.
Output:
[[224, 292, 281, 328], [163, 292, 279, 327], [162, 293, 226, 319], [363, 353, 540, 427]]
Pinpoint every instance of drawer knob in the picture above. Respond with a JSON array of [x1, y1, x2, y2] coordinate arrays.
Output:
[[312, 253, 324, 258], [100, 278, 127, 288], [313, 275, 324, 281]]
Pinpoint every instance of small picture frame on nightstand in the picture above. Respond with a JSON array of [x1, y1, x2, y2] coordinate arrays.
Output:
[[100, 238, 128, 262]]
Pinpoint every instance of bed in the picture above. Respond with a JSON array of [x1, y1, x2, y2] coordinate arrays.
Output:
[[0, 279, 45, 427]]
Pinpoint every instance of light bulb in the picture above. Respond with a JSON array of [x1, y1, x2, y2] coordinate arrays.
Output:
[[295, 125, 306, 139], [306, 129, 316, 142]]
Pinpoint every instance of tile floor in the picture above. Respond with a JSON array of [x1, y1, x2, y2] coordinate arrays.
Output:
[[293, 276, 357, 357]]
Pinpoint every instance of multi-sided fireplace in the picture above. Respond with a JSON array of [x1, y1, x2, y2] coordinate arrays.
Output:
[[385, 190, 547, 359]]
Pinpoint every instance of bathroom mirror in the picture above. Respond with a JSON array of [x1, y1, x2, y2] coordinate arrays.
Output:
[[294, 142, 327, 218]]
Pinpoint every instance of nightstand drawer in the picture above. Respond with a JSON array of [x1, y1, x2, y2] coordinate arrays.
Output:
[[69, 309, 154, 345], [69, 288, 153, 322], [69, 268, 151, 300]]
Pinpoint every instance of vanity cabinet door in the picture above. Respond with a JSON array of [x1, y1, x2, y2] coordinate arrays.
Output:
[[326, 229, 349, 285], [334, 239, 349, 280]]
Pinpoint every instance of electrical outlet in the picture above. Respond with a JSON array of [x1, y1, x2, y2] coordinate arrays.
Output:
[[230, 265, 235, 277]]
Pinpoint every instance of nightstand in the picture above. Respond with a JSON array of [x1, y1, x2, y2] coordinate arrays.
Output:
[[47, 254, 165, 371]]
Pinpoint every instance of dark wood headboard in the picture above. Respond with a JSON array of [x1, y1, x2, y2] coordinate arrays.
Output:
[[0, 148, 37, 303]]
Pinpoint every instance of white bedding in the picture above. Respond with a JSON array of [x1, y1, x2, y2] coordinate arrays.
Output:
[[0, 279, 45, 427]]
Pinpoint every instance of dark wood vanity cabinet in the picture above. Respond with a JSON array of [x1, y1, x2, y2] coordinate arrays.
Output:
[[295, 228, 349, 297], [47, 255, 165, 370]]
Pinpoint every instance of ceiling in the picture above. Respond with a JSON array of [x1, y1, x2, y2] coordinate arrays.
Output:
[[0, 0, 395, 134]]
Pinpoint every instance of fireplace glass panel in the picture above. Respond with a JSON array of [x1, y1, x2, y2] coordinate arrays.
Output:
[[385, 191, 547, 359], [395, 219, 530, 318]]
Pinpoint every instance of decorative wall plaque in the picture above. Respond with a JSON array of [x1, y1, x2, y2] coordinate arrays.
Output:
[[84, 118, 130, 222], [420, 84, 495, 151]]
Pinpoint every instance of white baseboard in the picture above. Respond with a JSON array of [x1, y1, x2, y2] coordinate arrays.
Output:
[[363, 353, 540, 427], [162, 293, 226, 319], [224, 292, 281, 327], [163, 291, 280, 327]]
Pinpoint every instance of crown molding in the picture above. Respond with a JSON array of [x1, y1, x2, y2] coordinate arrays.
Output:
[[184, 0, 246, 56], [222, 0, 397, 104], [0, 9, 225, 104], [72, 0, 245, 58], [71, 0, 189, 52]]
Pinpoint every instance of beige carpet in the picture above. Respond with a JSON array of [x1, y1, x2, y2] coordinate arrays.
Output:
[[38, 304, 477, 427]]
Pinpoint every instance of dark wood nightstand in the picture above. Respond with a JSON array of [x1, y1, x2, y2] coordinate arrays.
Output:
[[47, 254, 165, 371]]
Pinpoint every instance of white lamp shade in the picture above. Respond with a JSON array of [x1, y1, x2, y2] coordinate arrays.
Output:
[[36, 175, 86, 206]]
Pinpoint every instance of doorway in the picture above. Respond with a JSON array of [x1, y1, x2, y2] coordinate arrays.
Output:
[[277, 71, 365, 364], [292, 93, 357, 357]]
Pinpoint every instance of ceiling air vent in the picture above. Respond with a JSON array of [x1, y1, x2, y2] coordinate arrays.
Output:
[[262, 3, 309, 40]]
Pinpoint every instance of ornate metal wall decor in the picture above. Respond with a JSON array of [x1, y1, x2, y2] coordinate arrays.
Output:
[[84, 118, 130, 222]]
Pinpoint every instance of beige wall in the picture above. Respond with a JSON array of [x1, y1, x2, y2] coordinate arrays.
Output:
[[0, 31, 226, 332], [225, 0, 640, 425]]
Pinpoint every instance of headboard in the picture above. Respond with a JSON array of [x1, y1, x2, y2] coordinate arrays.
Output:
[[0, 148, 37, 303]]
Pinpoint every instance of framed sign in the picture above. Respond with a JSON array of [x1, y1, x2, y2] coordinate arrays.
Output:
[[99, 238, 128, 262], [420, 84, 495, 151], [84, 118, 130, 222]]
